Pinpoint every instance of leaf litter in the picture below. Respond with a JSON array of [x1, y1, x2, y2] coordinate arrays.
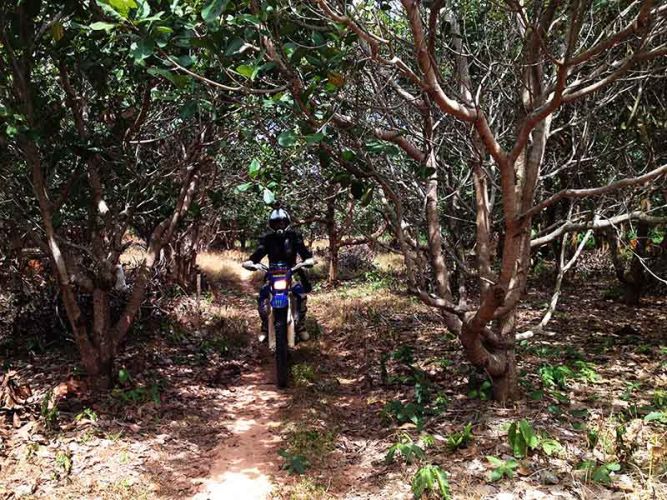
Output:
[[1, 252, 666, 499]]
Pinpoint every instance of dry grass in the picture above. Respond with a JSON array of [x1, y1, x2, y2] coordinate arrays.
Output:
[[310, 287, 427, 333], [196, 250, 265, 288], [120, 245, 147, 268], [373, 252, 405, 274], [310, 238, 329, 252]]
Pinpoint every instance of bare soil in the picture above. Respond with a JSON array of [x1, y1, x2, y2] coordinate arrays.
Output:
[[1, 253, 665, 499]]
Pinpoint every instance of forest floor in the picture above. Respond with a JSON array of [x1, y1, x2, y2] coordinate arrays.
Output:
[[1, 250, 666, 499]]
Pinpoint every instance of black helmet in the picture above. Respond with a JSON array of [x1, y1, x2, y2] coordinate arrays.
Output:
[[268, 208, 291, 233]]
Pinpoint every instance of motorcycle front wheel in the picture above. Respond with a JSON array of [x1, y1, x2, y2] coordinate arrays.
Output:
[[274, 308, 289, 388]]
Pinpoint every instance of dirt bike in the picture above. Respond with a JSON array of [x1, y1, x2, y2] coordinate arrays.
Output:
[[242, 260, 313, 388]]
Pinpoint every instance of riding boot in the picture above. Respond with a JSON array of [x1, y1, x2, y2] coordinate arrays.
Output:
[[258, 291, 270, 343], [258, 317, 268, 343], [296, 296, 309, 341]]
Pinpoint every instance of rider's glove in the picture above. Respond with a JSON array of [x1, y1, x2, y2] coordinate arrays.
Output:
[[302, 258, 315, 268], [241, 260, 256, 271]]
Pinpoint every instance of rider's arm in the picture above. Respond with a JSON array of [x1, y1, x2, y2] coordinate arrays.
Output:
[[295, 232, 313, 262], [247, 234, 268, 264], [296, 233, 315, 266]]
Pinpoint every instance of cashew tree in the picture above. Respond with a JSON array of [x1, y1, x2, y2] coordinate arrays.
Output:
[[0, 0, 226, 388]]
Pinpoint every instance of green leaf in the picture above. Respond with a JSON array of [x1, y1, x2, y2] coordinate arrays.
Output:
[[177, 55, 194, 68], [311, 31, 325, 46], [644, 411, 667, 424], [235, 182, 252, 193], [278, 449, 309, 475], [487, 469, 504, 482], [147, 67, 189, 89], [89, 21, 117, 31], [277, 130, 298, 147], [99, 0, 138, 18], [365, 139, 399, 156], [508, 422, 525, 457], [134, 0, 150, 19], [263, 189, 275, 205], [129, 39, 154, 65], [519, 420, 539, 449], [283, 42, 297, 59], [578, 459, 596, 472], [304, 132, 325, 144], [225, 38, 247, 56], [118, 368, 130, 384], [179, 101, 198, 119], [341, 149, 356, 162], [232, 13, 261, 26], [540, 438, 562, 456], [528, 390, 544, 400], [412, 465, 450, 500], [95, 1, 123, 20], [248, 158, 261, 178], [288, 455, 308, 474], [592, 462, 620, 485], [201, 0, 228, 24], [5, 124, 18, 138], [485, 456, 518, 483], [136, 12, 164, 24], [236, 64, 258, 80]]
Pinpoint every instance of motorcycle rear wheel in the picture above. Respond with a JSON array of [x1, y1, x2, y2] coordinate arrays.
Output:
[[274, 308, 289, 388]]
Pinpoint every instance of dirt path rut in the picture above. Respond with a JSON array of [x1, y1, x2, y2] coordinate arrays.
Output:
[[193, 364, 287, 499]]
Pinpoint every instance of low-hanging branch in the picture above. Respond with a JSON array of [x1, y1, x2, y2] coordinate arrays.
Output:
[[531, 210, 667, 248], [521, 163, 667, 221]]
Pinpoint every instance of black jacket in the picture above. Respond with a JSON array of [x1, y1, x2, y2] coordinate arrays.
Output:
[[248, 230, 313, 267]]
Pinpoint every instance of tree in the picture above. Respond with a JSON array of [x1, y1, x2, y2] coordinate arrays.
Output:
[[0, 1, 222, 388], [236, 0, 667, 400]]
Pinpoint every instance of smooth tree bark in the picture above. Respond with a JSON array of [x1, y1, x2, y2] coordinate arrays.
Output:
[[0, 4, 212, 389], [305, 0, 666, 401]]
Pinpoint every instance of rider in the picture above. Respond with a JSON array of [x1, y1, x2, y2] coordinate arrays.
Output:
[[242, 208, 314, 342]]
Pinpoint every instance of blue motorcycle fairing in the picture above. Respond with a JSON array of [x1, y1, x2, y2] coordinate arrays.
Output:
[[271, 292, 289, 309]]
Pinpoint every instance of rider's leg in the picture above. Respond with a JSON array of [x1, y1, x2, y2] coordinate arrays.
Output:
[[258, 284, 270, 342], [292, 283, 309, 340]]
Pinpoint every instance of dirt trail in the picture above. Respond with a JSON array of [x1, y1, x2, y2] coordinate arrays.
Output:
[[191, 257, 288, 499], [193, 364, 287, 500]]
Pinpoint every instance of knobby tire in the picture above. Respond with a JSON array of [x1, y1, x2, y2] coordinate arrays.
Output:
[[274, 308, 289, 388]]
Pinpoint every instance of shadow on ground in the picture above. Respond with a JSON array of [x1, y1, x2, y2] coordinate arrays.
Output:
[[272, 275, 667, 499]]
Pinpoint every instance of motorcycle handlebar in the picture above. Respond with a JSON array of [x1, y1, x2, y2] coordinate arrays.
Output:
[[242, 260, 315, 273], [242, 261, 268, 272], [291, 260, 315, 273]]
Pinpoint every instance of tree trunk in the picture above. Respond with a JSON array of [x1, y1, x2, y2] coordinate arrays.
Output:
[[490, 311, 519, 402], [81, 345, 114, 391], [329, 245, 339, 284], [623, 221, 648, 306], [326, 191, 339, 285], [459, 287, 519, 403], [167, 224, 200, 291]]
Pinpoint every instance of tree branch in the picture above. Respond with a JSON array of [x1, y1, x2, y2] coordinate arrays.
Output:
[[531, 211, 667, 247], [521, 163, 667, 220]]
